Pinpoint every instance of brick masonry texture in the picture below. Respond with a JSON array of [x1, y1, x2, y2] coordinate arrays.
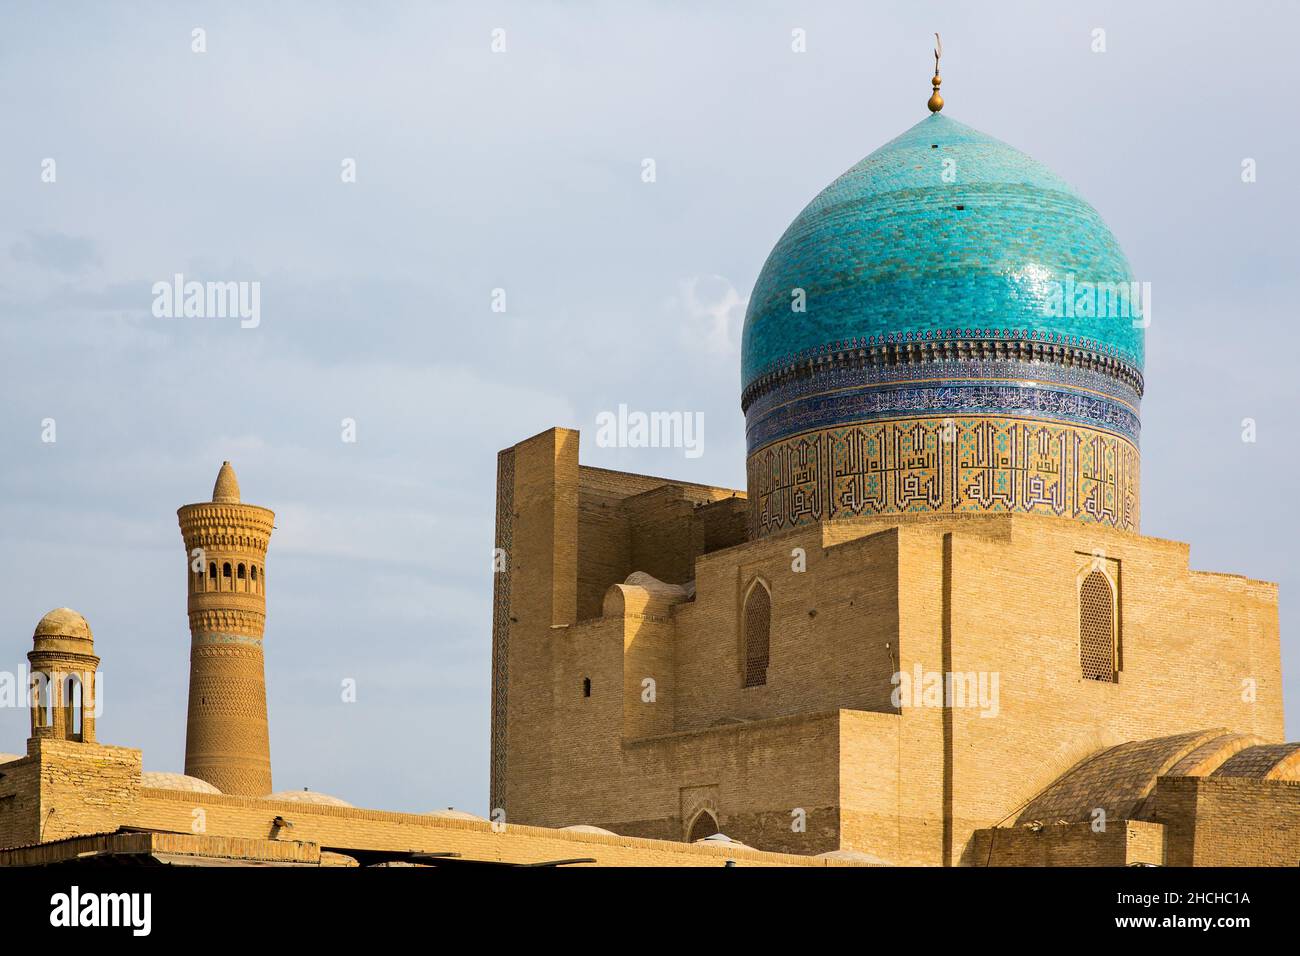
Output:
[[11, 101, 1293, 868], [484, 427, 1292, 866], [0, 426, 1292, 866]]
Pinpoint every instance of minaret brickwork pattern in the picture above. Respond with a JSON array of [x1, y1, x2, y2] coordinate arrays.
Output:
[[178, 462, 275, 795]]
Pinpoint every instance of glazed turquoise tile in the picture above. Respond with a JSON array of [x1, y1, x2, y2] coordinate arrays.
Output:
[[741, 113, 1141, 390]]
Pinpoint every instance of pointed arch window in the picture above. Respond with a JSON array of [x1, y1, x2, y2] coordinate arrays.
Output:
[[1079, 570, 1117, 682], [64, 675, 83, 739], [743, 580, 771, 688], [688, 810, 720, 843], [31, 672, 52, 729]]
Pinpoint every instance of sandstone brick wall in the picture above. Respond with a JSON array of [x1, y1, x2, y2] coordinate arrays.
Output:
[[576, 469, 635, 622], [494, 428, 1284, 863], [674, 523, 900, 732], [498, 430, 578, 823], [838, 709, 912, 864], [1, 738, 143, 845], [0, 755, 41, 849], [575, 464, 745, 621], [698, 496, 748, 553], [124, 788, 852, 866], [498, 429, 766, 838], [508, 593, 847, 852], [609, 588, 676, 741], [612, 711, 845, 854], [935, 515, 1281, 864], [0, 831, 324, 866], [1157, 775, 1300, 866], [0, 740, 858, 867], [969, 820, 1164, 866]]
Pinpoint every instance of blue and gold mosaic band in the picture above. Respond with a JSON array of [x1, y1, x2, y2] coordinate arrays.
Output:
[[744, 344, 1141, 451], [747, 414, 1139, 537], [740, 113, 1146, 537]]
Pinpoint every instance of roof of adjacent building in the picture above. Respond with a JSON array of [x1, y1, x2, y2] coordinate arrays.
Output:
[[1212, 742, 1300, 780], [1011, 729, 1289, 825]]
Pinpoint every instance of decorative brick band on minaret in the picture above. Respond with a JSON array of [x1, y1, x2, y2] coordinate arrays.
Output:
[[489, 447, 514, 814], [177, 462, 275, 796]]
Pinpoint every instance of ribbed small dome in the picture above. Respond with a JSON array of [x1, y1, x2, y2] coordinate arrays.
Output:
[[33, 608, 93, 642], [211, 461, 241, 503], [141, 771, 222, 794], [266, 789, 353, 808]]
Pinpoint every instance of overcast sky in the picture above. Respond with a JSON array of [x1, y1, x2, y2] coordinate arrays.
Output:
[[1, 1, 1296, 813]]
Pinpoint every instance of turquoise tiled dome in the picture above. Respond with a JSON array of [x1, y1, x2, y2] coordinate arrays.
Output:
[[741, 113, 1141, 390]]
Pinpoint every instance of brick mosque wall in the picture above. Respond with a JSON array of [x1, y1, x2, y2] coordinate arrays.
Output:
[[124, 788, 852, 867], [575, 464, 745, 621], [1156, 776, 1300, 867], [0, 756, 41, 849], [0, 739, 142, 847], [938, 516, 1280, 864], [968, 820, 1164, 867], [494, 427, 1284, 864]]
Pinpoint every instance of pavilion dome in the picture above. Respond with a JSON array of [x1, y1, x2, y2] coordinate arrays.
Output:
[[34, 608, 93, 643], [741, 112, 1140, 392]]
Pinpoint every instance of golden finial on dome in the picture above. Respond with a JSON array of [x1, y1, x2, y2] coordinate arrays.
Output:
[[927, 33, 944, 113]]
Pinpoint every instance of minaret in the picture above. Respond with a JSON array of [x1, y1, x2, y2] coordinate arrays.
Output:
[[177, 462, 275, 795]]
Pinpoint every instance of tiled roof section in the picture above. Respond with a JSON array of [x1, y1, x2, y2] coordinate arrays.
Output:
[[1211, 743, 1300, 781], [1014, 729, 1229, 825], [1166, 733, 1264, 777]]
